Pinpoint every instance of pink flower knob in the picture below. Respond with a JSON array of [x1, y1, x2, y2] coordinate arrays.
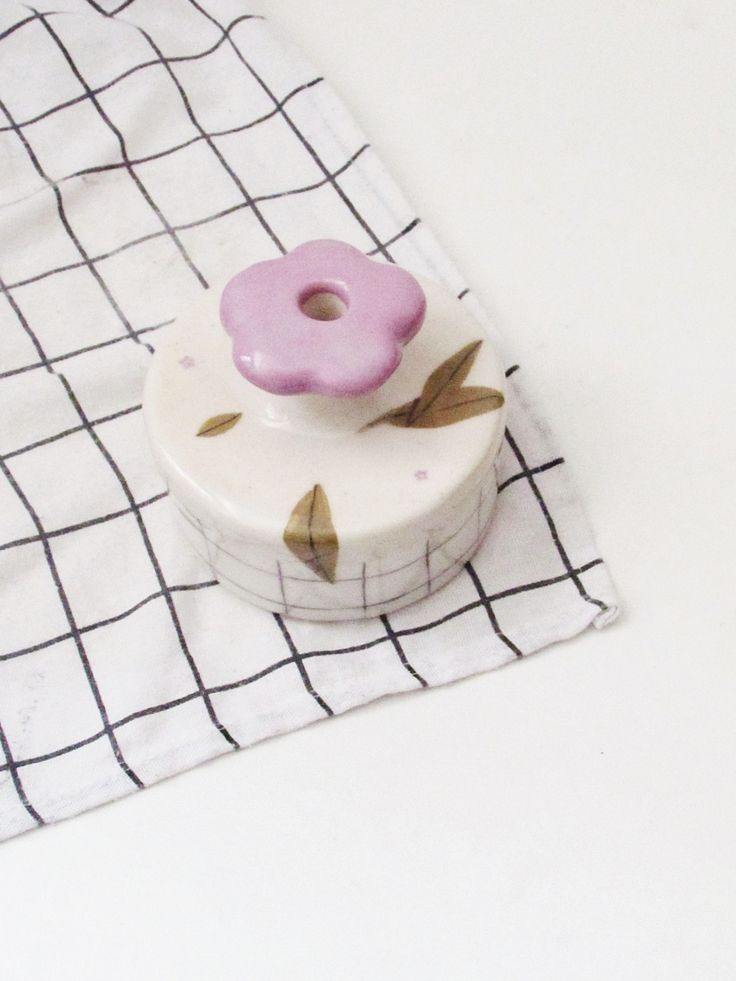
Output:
[[219, 240, 426, 397]]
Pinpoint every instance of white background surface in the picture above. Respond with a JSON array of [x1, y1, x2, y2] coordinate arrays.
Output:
[[2, 2, 735, 978]]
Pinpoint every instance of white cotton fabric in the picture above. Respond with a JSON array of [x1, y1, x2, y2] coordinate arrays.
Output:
[[0, 0, 618, 841]]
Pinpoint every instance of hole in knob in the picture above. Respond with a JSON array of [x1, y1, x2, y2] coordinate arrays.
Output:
[[299, 290, 348, 321]]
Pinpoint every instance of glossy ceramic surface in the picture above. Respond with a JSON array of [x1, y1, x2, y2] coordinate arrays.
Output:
[[220, 240, 426, 397], [143, 243, 507, 620]]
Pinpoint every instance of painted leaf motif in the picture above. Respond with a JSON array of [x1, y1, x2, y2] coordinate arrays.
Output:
[[196, 412, 242, 437], [407, 339, 483, 424], [364, 340, 504, 430], [383, 387, 505, 429], [283, 484, 339, 583], [363, 398, 418, 429]]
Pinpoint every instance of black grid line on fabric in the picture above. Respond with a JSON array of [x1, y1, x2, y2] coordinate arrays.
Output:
[[0, 633, 73, 663], [37, 10, 209, 289], [3, 141, 370, 293], [318, 558, 606, 648], [0, 454, 144, 793], [0, 1, 382, 779], [0, 98, 140, 347], [0, 271, 50, 371], [0, 557, 606, 779], [3, 402, 142, 461], [380, 614, 428, 687], [0, 581, 218, 665], [0, 491, 166, 553], [464, 561, 523, 658], [85, 0, 157, 17], [273, 614, 333, 716], [83, 0, 113, 16], [0, 12, 261, 133], [109, 0, 140, 15], [1, 216, 149, 802], [78, 579, 217, 634], [55, 372, 241, 750], [0, 11, 40, 43], [0, 180, 237, 769], [504, 428, 609, 614], [16, 76, 325, 195], [0, 717, 44, 825], [366, 218, 421, 257], [185, 0, 394, 261], [0, 0, 614, 834], [0, 319, 171, 381], [136, 25, 287, 257], [497, 457, 564, 493]]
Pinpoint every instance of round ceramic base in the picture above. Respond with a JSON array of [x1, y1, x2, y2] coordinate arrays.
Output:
[[143, 274, 507, 620]]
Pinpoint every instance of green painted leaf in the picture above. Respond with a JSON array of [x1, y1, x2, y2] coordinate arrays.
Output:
[[196, 412, 242, 437], [283, 484, 339, 583], [363, 340, 504, 430]]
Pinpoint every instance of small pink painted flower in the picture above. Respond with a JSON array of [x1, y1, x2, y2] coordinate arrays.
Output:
[[178, 355, 196, 369], [414, 469, 429, 481], [219, 239, 426, 397]]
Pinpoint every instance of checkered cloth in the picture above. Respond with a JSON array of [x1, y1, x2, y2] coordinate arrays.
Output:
[[0, 0, 618, 841]]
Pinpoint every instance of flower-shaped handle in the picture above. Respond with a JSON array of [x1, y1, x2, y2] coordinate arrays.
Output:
[[220, 240, 426, 397]]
